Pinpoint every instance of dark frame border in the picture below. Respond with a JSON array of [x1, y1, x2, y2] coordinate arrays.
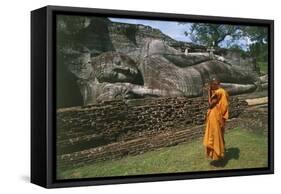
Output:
[[31, 5, 274, 188]]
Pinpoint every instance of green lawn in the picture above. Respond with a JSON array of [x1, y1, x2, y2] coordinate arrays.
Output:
[[57, 128, 268, 179], [259, 62, 268, 74]]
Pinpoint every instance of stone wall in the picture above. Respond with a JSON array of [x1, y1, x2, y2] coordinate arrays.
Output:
[[240, 105, 268, 134], [57, 96, 247, 169]]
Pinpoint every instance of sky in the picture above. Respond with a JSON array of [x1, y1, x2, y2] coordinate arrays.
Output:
[[109, 17, 252, 51]]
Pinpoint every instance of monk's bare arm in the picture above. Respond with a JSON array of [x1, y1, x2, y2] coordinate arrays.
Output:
[[208, 95, 218, 109]]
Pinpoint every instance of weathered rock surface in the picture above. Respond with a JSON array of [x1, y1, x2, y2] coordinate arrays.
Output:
[[57, 15, 260, 107], [56, 96, 248, 168]]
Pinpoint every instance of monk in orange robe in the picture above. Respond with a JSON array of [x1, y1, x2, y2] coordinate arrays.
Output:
[[203, 78, 229, 161]]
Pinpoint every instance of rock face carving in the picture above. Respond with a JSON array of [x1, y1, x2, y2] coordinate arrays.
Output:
[[57, 16, 259, 107]]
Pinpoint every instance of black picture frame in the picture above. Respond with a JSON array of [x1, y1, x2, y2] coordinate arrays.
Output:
[[31, 5, 274, 188]]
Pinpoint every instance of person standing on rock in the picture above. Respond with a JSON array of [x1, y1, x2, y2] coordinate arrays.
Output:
[[203, 77, 229, 161]]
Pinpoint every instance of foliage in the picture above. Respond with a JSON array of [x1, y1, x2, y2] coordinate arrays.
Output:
[[180, 23, 268, 72], [183, 23, 243, 48], [243, 26, 268, 44]]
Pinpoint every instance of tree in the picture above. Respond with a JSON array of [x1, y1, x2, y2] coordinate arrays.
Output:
[[242, 26, 268, 44], [180, 22, 269, 73], [182, 23, 243, 47], [243, 26, 268, 72]]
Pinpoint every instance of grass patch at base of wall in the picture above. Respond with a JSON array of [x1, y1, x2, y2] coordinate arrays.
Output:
[[57, 128, 268, 179], [259, 62, 268, 74]]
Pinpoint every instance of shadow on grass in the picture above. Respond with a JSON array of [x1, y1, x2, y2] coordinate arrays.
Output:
[[210, 147, 240, 167]]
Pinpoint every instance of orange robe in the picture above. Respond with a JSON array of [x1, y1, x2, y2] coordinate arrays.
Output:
[[203, 87, 229, 160]]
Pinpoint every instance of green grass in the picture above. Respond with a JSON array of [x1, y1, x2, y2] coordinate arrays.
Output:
[[259, 62, 268, 74], [57, 128, 268, 179]]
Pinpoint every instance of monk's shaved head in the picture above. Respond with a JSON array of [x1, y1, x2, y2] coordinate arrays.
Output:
[[210, 77, 220, 84], [210, 77, 220, 90]]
